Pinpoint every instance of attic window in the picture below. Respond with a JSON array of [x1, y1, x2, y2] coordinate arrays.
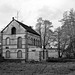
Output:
[[11, 27, 16, 35]]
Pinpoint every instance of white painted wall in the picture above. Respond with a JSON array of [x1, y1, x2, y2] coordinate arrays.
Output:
[[48, 50, 58, 58], [28, 48, 42, 61]]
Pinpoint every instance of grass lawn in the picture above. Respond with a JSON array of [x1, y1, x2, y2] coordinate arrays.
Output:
[[0, 62, 75, 75]]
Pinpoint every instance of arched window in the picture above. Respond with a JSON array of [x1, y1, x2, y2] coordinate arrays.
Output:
[[31, 38, 33, 45], [17, 50, 22, 58], [17, 37, 22, 48], [38, 40, 39, 46], [34, 39, 35, 46], [6, 50, 10, 58], [36, 40, 37, 46], [6, 37, 10, 45], [32, 38, 34, 45], [11, 27, 16, 35], [35, 39, 36, 46], [28, 37, 30, 45], [38, 40, 40, 46]]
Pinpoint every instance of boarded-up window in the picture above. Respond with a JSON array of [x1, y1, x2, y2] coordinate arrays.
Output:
[[11, 27, 16, 35], [17, 37, 22, 48], [6, 50, 10, 58], [17, 50, 22, 58], [6, 37, 10, 45]]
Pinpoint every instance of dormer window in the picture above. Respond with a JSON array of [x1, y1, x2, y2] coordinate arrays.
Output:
[[11, 27, 16, 35]]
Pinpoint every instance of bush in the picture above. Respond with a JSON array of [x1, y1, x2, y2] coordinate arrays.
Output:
[[0, 55, 4, 62], [4, 59, 22, 63], [28, 60, 39, 63], [46, 57, 64, 62], [46, 57, 75, 62]]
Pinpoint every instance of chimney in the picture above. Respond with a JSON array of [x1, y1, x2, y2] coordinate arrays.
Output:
[[12, 17, 14, 20]]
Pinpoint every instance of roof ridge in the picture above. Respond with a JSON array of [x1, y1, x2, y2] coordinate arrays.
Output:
[[1, 19, 40, 36], [15, 20, 40, 36]]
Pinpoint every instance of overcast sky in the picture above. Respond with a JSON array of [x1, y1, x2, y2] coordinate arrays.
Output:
[[0, 0, 75, 31]]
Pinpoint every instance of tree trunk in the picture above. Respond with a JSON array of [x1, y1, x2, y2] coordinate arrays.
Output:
[[58, 32, 61, 58], [42, 24, 46, 59], [43, 45, 46, 59], [58, 41, 61, 58], [40, 36, 42, 48], [58, 49, 61, 58]]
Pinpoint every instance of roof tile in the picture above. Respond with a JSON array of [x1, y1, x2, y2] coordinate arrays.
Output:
[[15, 20, 40, 36]]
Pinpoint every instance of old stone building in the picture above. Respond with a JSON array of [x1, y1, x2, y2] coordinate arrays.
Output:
[[1, 17, 40, 61]]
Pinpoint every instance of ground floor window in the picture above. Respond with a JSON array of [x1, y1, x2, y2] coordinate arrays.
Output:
[[6, 50, 10, 58], [17, 50, 22, 58]]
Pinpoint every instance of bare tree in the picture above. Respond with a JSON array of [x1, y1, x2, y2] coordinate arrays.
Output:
[[36, 17, 53, 59], [53, 27, 62, 58], [42, 20, 53, 49], [36, 17, 43, 48], [36, 18, 53, 49]]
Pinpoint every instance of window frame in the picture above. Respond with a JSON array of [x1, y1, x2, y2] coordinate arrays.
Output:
[[17, 37, 22, 48], [6, 50, 10, 58], [34, 39, 35, 46], [17, 50, 22, 58], [6, 37, 10, 45], [11, 27, 16, 35]]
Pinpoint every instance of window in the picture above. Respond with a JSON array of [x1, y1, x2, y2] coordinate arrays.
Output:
[[11, 27, 16, 35], [36, 40, 38, 46], [28, 37, 30, 45], [31, 38, 33, 45], [17, 37, 22, 48], [36, 40, 37, 46], [6, 37, 10, 45], [6, 50, 10, 58], [17, 50, 22, 58], [38, 40, 39, 46], [34, 39, 35, 46], [32, 38, 34, 45]]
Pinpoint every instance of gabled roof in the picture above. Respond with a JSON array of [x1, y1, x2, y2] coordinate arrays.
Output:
[[1, 20, 14, 33], [15, 20, 40, 36], [1, 18, 40, 36]]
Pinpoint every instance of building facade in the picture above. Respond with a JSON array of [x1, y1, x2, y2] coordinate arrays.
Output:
[[1, 17, 40, 61]]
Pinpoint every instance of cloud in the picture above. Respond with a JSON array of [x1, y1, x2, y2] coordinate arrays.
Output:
[[0, 0, 75, 30], [0, 4, 17, 30], [0, 4, 16, 14], [38, 6, 62, 20]]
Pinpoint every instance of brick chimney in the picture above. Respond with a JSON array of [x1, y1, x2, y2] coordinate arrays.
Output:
[[12, 17, 14, 20]]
